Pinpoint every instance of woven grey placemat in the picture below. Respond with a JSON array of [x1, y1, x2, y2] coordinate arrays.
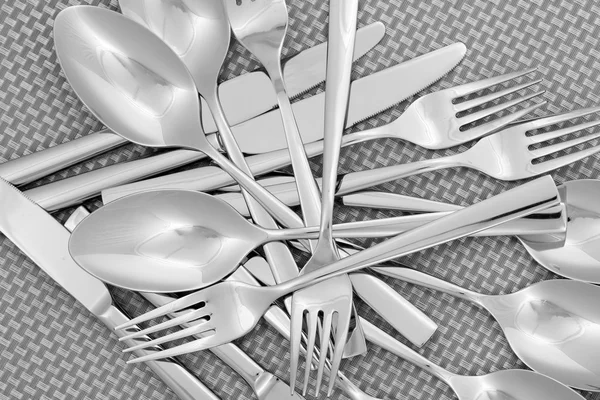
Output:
[[1, 0, 600, 399]]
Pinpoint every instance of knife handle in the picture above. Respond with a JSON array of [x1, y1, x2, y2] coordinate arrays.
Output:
[[26, 149, 204, 211], [0, 130, 126, 186], [98, 304, 220, 400]]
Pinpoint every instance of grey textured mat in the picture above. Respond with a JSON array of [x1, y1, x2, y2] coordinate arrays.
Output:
[[1, 0, 599, 399]]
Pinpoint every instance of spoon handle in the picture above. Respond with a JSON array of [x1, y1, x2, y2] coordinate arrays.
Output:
[[275, 176, 559, 295], [271, 77, 323, 227], [360, 319, 457, 384], [372, 267, 484, 304], [202, 145, 312, 229]]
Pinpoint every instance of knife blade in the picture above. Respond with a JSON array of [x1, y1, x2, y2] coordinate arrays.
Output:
[[79, 42, 467, 208], [233, 42, 468, 154], [0, 179, 219, 400], [0, 22, 384, 187], [199, 21, 385, 133]]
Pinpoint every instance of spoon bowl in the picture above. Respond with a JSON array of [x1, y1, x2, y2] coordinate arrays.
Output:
[[54, 5, 205, 151], [54, 6, 297, 227], [119, 0, 231, 97], [69, 190, 266, 293], [484, 279, 600, 391], [376, 267, 600, 390], [522, 179, 600, 283], [451, 369, 585, 400]]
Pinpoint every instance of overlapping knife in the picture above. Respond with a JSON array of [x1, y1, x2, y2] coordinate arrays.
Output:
[[0, 22, 384, 186], [0, 179, 220, 400], [24, 42, 467, 211]]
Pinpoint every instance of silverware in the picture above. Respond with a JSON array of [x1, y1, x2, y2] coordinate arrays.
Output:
[[112, 176, 560, 362], [374, 267, 600, 391], [289, 0, 359, 394], [0, 179, 220, 400], [223, 0, 322, 224], [98, 64, 546, 206], [66, 207, 306, 399], [0, 18, 383, 187], [347, 179, 600, 284], [210, 105, 600, 206], [212, 179, 568, 242], [333, 105, 600, 192], [235, 67, 542, 153], [120, 0, 307, 302], [53, 6, 299, 226], [65, 189, 384, 293], [360, 319, 585, 400], [27, 42, 466, 214]]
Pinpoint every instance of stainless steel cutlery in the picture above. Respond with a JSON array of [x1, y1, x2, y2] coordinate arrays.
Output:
[[110, 176, 560, 360], [3, 1, 600, 399]]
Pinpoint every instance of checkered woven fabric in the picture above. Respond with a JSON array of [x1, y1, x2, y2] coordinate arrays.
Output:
[[1, 0, 599, 399]]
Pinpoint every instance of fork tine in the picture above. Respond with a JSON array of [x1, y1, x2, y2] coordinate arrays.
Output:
[[118, 309, 208, 342], [529, 118, 600, 144], [289, 305, 304, 395], [521, 105, 600, 130], [115, 291, 207, 330], [454, 78, 542, 113], [462, 101, 546, 138], [459, 90, 545, 126], [530, 131, 600, 158], [302, 312, 319, 395], [532, 143, 600, 175], [127, 335, 219, 364], [123, 319, 214, 353], [315, 312, 334, 395], [327, 312, 351, 396], [451, 67, 537, 98]]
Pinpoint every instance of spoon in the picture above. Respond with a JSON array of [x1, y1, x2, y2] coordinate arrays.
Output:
[[68, 187, 566, 293], [68, 189, 383, 293], [360, 319, 585, 400], [343, 179, 600, 284], [374, 267, 600, 391], [53, 6, 294, 227], [521, 179, 600, 283]]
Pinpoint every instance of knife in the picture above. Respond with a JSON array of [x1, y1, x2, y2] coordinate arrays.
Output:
[[0, 22, 384, 187], [27, 42, 466, 211], [0, 179, 219, 400]]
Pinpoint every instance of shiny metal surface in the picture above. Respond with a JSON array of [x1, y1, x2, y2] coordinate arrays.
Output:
[[0, 21, 383, 188], [0, 179, 220, 400], [289, 1, 359, 394], [199, 21, 385, 133], [360, 319, 584, 400], [28, 42, 457, 211], [521, 179, 600, 283], [223, 0, 324, 226], [374, 268, 600, 391], [337, 180, 600, 283], [335, 105, 600, 193], [53, 6, 305, 227], [71, 188, 454, 293], [233, 42, 469, 153], [111, 176, 560, 363]]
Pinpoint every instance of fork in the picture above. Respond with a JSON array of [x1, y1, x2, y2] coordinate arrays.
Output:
[[333, 105, 600, 194], [112, 176, 559, 363], [98, 69, 546, 206], [342, 67, 544, 150], [224, 0, 363, 392], [288, 0, 359, 396]]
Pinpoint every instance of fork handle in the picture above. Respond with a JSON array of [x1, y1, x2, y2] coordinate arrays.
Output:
[[98, 304, 220, 400], [336, 152, 470, 196], [275, 176, 559, 295]]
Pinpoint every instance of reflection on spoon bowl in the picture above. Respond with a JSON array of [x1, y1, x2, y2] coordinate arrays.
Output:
[[522, 179, 600, 283]]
